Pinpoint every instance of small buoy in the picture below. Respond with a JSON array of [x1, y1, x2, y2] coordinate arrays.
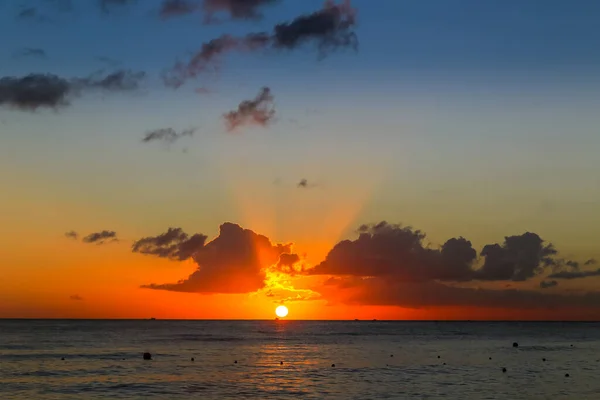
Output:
[[61, 357, 65, 361], [489, 357, 492, 360], [280, 361, 283, 365], [390, 354, 393, 358], [331, 363, 335, 367], [513, 342, 519, 348], [143, 352, 152, 360], [502, 368, 507, 373], [191, 357, 195, 362], [234, 360, 238, 364], [542, 358, 546, 362], [437, 355, 441, 359], [565, 373, 570, 377], [570, 344, 574, 347]]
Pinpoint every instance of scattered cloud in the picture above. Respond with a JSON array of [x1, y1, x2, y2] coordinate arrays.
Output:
[[305, 221, 600, 310], [297, 179, 318, 188], [223, 87, 275, 131], [64, 230, 79, 240], [271, 0, 357, 56], [0, 74, 71, 111], [141, 127, 196, 144], [162, 33, 270, 87], [585, 258, 597, 266], [132, 227, 207, 261], [548, 269, 600, 280], [475, 232, 557, 281], [82, 230, 118, 244], [69, 294, 84, 301], [159, 0, 199, 19], [140, 223, 291, 294], [163, 1, 357, 87], [76, 69, 146, 91], [13, 48, 47, 58], [540, 280, 558, 289], [0, 70, 145, 111], [274, 253, 306, 275], [202, 0, 280, 22], [308, 221, 574, 284]]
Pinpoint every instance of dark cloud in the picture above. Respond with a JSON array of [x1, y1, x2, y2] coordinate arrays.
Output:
[[82, 230, 118, 244], [223, 87, 275, 131], [159, 0, 199, 19], [132, 227, 207, 261], [540, 280, 558, 289], [76, 69, 145, 91], [297, 179, 318, 188], [0, 70, 145, 111], [162, 33, 270, 87], [140, 223, 291, 293], [322, 278, 600, 311], [69, 294, 84, 301], [271, 0, 358, 56], [163, 1, 357, 87], [584, 258, 597, 266], [0, 74, 71, 111], [548, 269, 600, 280], [64, 230, 79, 240], [274, 253, 305, 275], [310, 222, 567, 284], [475, 232, 557, 281], [310, 222, 477, 282], [141, 127, 196, 144], [202, 0, 279, 22], [14, 48, 47, 58]]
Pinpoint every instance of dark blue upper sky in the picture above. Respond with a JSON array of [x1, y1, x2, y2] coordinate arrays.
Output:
[[4, 0, 600, 82]]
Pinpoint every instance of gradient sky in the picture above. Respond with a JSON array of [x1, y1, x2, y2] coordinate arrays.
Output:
[[1, 0, 600, 320]]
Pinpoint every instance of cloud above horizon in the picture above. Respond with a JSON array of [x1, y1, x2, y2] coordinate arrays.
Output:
[[302, 221, 600, 310], [132, 227, 207, 261], [82, 230, 118, 245], [0, 70, 145, 111], [141, 127, 197, 144], [223, 87, 275, 131], [129, 220, 600, 312], [139, 223, 292, 293], [308, 222, 567, 283], [163, 0, 357, 87]]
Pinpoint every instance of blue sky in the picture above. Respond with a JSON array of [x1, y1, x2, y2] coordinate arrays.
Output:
[[2, 0, 600, 257]]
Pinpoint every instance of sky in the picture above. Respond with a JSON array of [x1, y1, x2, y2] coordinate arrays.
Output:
[[1, 0, 600, 320]]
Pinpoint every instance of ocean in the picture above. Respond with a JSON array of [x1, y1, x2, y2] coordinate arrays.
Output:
[[1, 320, 599, 399]]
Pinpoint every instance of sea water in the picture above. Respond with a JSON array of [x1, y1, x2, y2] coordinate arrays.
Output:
[[1, 320, 599, 399]]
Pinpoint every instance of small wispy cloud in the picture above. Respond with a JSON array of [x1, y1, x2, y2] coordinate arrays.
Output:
[[141, 127, 196, 144], [223, 87, 275, 131]]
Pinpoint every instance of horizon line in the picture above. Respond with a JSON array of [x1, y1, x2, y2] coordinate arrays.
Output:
[[1, 318, 599, 322]]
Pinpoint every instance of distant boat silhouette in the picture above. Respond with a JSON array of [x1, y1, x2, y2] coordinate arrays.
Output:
[[150, 317, 156, 321], [275, 317, 279, 321]]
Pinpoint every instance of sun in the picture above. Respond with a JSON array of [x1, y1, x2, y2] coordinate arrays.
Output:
[[275, 305, 289, 318]]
